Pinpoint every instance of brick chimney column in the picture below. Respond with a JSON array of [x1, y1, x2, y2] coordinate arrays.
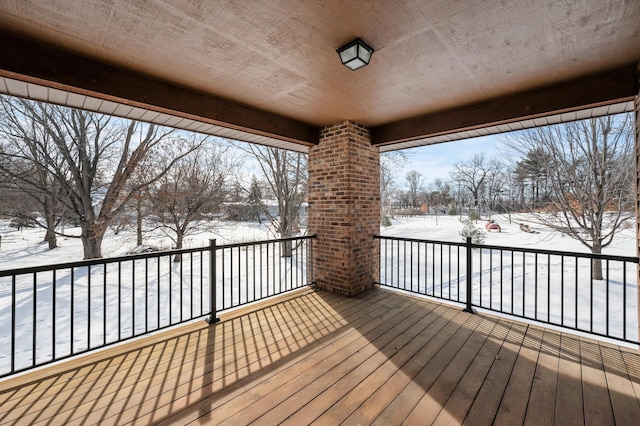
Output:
[[308, 121, 380, 296]]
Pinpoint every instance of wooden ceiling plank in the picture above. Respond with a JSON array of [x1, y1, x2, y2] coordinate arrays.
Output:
[[371, 65, 638, 147], [0, 31, 319, 147]]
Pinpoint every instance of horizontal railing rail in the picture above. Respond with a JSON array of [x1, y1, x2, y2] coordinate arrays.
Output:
[[0, 235, 315, 378], [375, 235, 639, 344]]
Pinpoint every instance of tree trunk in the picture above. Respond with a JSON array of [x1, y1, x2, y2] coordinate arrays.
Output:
[[591, 241, 604, 281], [136, 197, 143, 246], [44, 228, 57, 249], [173, 231, 184, 262], [43, 196, 58, 249], [280, 240, 293, 257], [81, 222, 105, 259]]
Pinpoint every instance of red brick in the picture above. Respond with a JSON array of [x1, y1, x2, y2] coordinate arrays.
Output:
[[308, 121, 380, 296]]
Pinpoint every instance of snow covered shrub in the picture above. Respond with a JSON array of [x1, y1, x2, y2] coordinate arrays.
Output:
[[459, 217, 486, 244], [381, 214, 392, 227]]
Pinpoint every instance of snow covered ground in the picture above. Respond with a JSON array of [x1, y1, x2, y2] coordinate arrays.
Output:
[[380, 214, 638, 345], [0, 214, 637, 376], [0, 220, 310, 375], [381, 213, 636, 256]]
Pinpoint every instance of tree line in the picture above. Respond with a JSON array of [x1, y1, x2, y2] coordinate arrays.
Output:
[[382, 114, 634, 279], [0, 96, 307, 260]]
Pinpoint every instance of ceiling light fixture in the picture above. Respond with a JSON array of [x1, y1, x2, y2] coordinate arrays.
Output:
[[337, 38, 374, 71]]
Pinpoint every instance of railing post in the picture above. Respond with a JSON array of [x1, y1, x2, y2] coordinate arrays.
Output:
[[206, 238, 220, 324], [464, 237, 475, 313]]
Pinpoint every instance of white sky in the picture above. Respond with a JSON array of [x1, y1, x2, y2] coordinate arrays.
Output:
[[395, 134, 502, 188]]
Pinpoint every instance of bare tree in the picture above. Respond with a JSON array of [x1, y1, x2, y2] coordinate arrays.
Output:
[[149, 140, 232, 261], [380, 151, 408, 215], [506, 115, 634, 279], [450, 154, 501, 209], [243, 147, 305, 221], [237, 144, 306, 256], [0, 97, 69, 248], [405, 170, 424, 208], [0, 96, 197, 259]]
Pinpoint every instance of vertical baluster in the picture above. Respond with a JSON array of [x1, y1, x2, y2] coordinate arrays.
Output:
[[180, 252, 183, 321], [11, 275, 16, 373], [71, 267, 75, 354], [534, 253, 538, 320], [266, 243, 269, 297], [118, 262, 121, 340], [405, 241, 413, 291], [384, 239, 388, 285], [522, 253, 526, 317], [439, 244, 443, 299], [431, 242, 435, 296], [103, 263, 107, 344], [574, 256, 578, 329], [221, 248, 225, 310], [623, 262, 627, 341], [145, 258, 149, 333], [397, 239, 400, 289], [53, 270, 56, 361], [230, 247, 234, 307], [200, 251, 204, 316], [448, 245, 451, 300], [88, 265, 91, 348], [489, 249, 493, 309], [246, 244, 249, 301], [547, 254, 551, 323], [157, 256, 160, 329], [417, 242, 420, 294], [479, 247, 483, 307], [132, 261, 135, 335], [500, 250, 503, 312], [253, 244, 257, 298], [457, 246, 460, 302], [560, 255, 564, 326], [510, 250, 514, 315], [32, 272, 36, 367], [169, 255, 172, 325], [238, 246, 241, 304], [190, 253, 194, 320], [606, 259, 610, 337], [310, 238, 314, 285], [272, 242, 276, 296]]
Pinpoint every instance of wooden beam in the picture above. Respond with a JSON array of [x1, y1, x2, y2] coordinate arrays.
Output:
[[371, 65, 639, 146], [0, 31, 319, 146]]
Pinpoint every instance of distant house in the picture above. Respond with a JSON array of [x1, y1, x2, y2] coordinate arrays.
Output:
[[222, 200, 308, 227]]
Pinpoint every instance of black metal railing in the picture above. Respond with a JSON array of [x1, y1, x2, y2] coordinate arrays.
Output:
[[0, 235, 315, 378], [375, 235, 639, 344]]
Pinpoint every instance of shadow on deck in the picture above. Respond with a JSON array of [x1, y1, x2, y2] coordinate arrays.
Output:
[[1, 287, 640, 425]]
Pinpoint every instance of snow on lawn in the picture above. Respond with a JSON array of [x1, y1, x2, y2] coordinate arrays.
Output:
[[381, 213, 636, 256], [0, 220, 311, 376], [380, 214, 638, 344], [0, 219, 275, 270], [0, 214, 637, 376]]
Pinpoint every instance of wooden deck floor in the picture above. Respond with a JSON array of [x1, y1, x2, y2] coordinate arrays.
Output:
[[2, 287, 640, 425]]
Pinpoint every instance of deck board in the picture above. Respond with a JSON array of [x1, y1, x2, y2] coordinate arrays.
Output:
[[1, 287, 639, 425], [524, 330, 560, 425]]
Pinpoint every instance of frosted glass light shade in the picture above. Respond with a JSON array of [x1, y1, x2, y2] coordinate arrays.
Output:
[[337, 38, 374, 71]]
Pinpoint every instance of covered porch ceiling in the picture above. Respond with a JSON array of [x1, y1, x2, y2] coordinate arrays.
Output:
[[0, 0, 638, 152]]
